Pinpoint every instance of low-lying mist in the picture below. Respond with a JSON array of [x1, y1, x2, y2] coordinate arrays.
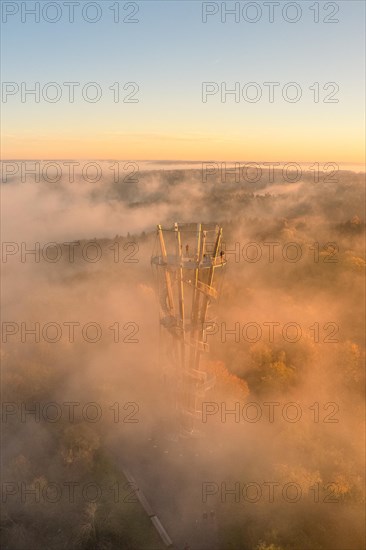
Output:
[[1, 162, 365, 549]]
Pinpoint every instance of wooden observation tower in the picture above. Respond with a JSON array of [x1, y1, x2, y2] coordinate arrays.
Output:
[[151, 222, 227, 437]]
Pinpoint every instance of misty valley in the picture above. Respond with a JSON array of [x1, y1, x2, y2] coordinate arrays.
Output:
[[1, 164, 365, 550]]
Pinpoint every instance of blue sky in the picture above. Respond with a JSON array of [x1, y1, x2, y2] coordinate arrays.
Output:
[[1, 1, 365, 161]]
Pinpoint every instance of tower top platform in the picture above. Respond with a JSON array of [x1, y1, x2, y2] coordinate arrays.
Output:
[[155, 222, 220, 233], [151, 222, 226, 270]]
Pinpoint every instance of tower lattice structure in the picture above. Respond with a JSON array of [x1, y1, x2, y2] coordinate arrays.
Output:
[[151, 222, 227, 437]]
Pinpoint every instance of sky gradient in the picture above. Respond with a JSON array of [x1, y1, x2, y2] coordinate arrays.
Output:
[[1, 0, 365, 162]]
